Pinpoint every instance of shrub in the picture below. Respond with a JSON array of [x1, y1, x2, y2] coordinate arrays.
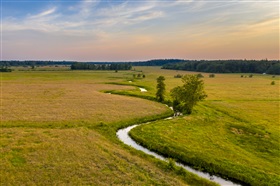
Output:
[[209, 74, 215, 78], [271, 81, 275, 85], [0, 68, 12, 72], [174, 74, 182, 78], [167, 158, 176, 170]]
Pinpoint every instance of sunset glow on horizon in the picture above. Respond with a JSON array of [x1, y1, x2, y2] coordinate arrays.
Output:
[[1, 0, 279, 61]]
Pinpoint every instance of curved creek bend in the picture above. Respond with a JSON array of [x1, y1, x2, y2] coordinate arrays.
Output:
[[117, 121, 241, 186]]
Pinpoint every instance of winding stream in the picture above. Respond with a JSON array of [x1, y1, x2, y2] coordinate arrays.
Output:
[[117, 122, 241, 186]]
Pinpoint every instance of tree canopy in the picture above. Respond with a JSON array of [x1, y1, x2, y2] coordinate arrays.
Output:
[[71, 62, 132, 70], [171, 75, 207, 114], [156, 76, 166, 102], [162, 60, 280, 75]]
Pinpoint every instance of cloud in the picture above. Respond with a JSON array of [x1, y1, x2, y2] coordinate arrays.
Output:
[[2, 0, 165, 35], [29, 7, 57, 19], [2, 0, 279, 60], [94, 1, 163, 27], [78, 0, 100, 18]]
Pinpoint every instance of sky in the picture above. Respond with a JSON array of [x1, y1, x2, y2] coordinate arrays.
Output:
[[1, 0, 279, 61]]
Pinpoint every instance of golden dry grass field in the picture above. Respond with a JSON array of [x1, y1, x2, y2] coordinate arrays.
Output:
[[0, 69, 215, 185], [2, 82, 165, 125], [1, 127, 190, 185]]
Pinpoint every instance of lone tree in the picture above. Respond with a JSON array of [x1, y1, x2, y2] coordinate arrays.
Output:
[[171, 74, 207, 114], [156, 76, 166, 102]]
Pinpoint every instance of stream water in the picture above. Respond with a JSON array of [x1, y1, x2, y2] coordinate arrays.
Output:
[[117, 123, 241, 186]]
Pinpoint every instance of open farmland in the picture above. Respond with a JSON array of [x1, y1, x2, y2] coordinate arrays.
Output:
[[129, 67, 280, 185], [0, 69, 216, 185], [1, 71, 167, 127], [1, 67, 279, 185], [2, 0, 278, 185]]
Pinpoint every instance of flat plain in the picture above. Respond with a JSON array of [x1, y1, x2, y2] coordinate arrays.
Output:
[[129, 67, 280, 185], [1, 68, 217, 185]]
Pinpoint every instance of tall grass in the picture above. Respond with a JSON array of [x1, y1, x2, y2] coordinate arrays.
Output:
[[129, 68, 279, 186], [0, 69, 216, 185]]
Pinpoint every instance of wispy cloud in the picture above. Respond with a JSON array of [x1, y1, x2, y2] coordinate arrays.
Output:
[[78, 0, 100, 18], [29, 7, 57, 19], [3, 0, 165, 36], [2, 0, 279, 60]]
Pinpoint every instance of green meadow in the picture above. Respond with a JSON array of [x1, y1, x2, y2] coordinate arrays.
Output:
[[1, 68, 216, 185], [128, 67, 280, 185], [1, 66, 279, 185]]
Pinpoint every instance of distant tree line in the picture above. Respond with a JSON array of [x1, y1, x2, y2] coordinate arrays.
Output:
[[162, 60, 280, 75], [0, 67, 12, 72], [0, 62, 12, 72], [0, 60, 75, 67], [0, 59, 184, 68], [0, 59, 182, 67], [132, 59, 185, 66], [70, 62, 132, 70], [2, 59, 279, 74]]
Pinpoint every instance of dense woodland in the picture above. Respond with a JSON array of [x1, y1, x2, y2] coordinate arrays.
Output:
[[1, 59, 279, 74], [162, 60, 280, 75], [0, 59, 182, 67], [70, 62, 132, 70], [0, 60, 74, 66], [132, 59, 185, 66]]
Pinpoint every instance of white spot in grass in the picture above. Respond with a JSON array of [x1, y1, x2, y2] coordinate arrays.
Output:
[[139, 88, 147, 92], [164, 117, 173, 120]]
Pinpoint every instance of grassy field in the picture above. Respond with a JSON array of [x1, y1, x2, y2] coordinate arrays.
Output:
[[0, 69, 216, 185], [128, 67, 280, 185]]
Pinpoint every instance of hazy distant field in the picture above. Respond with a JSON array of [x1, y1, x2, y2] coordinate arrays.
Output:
[[0, 69, 216, 185]]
